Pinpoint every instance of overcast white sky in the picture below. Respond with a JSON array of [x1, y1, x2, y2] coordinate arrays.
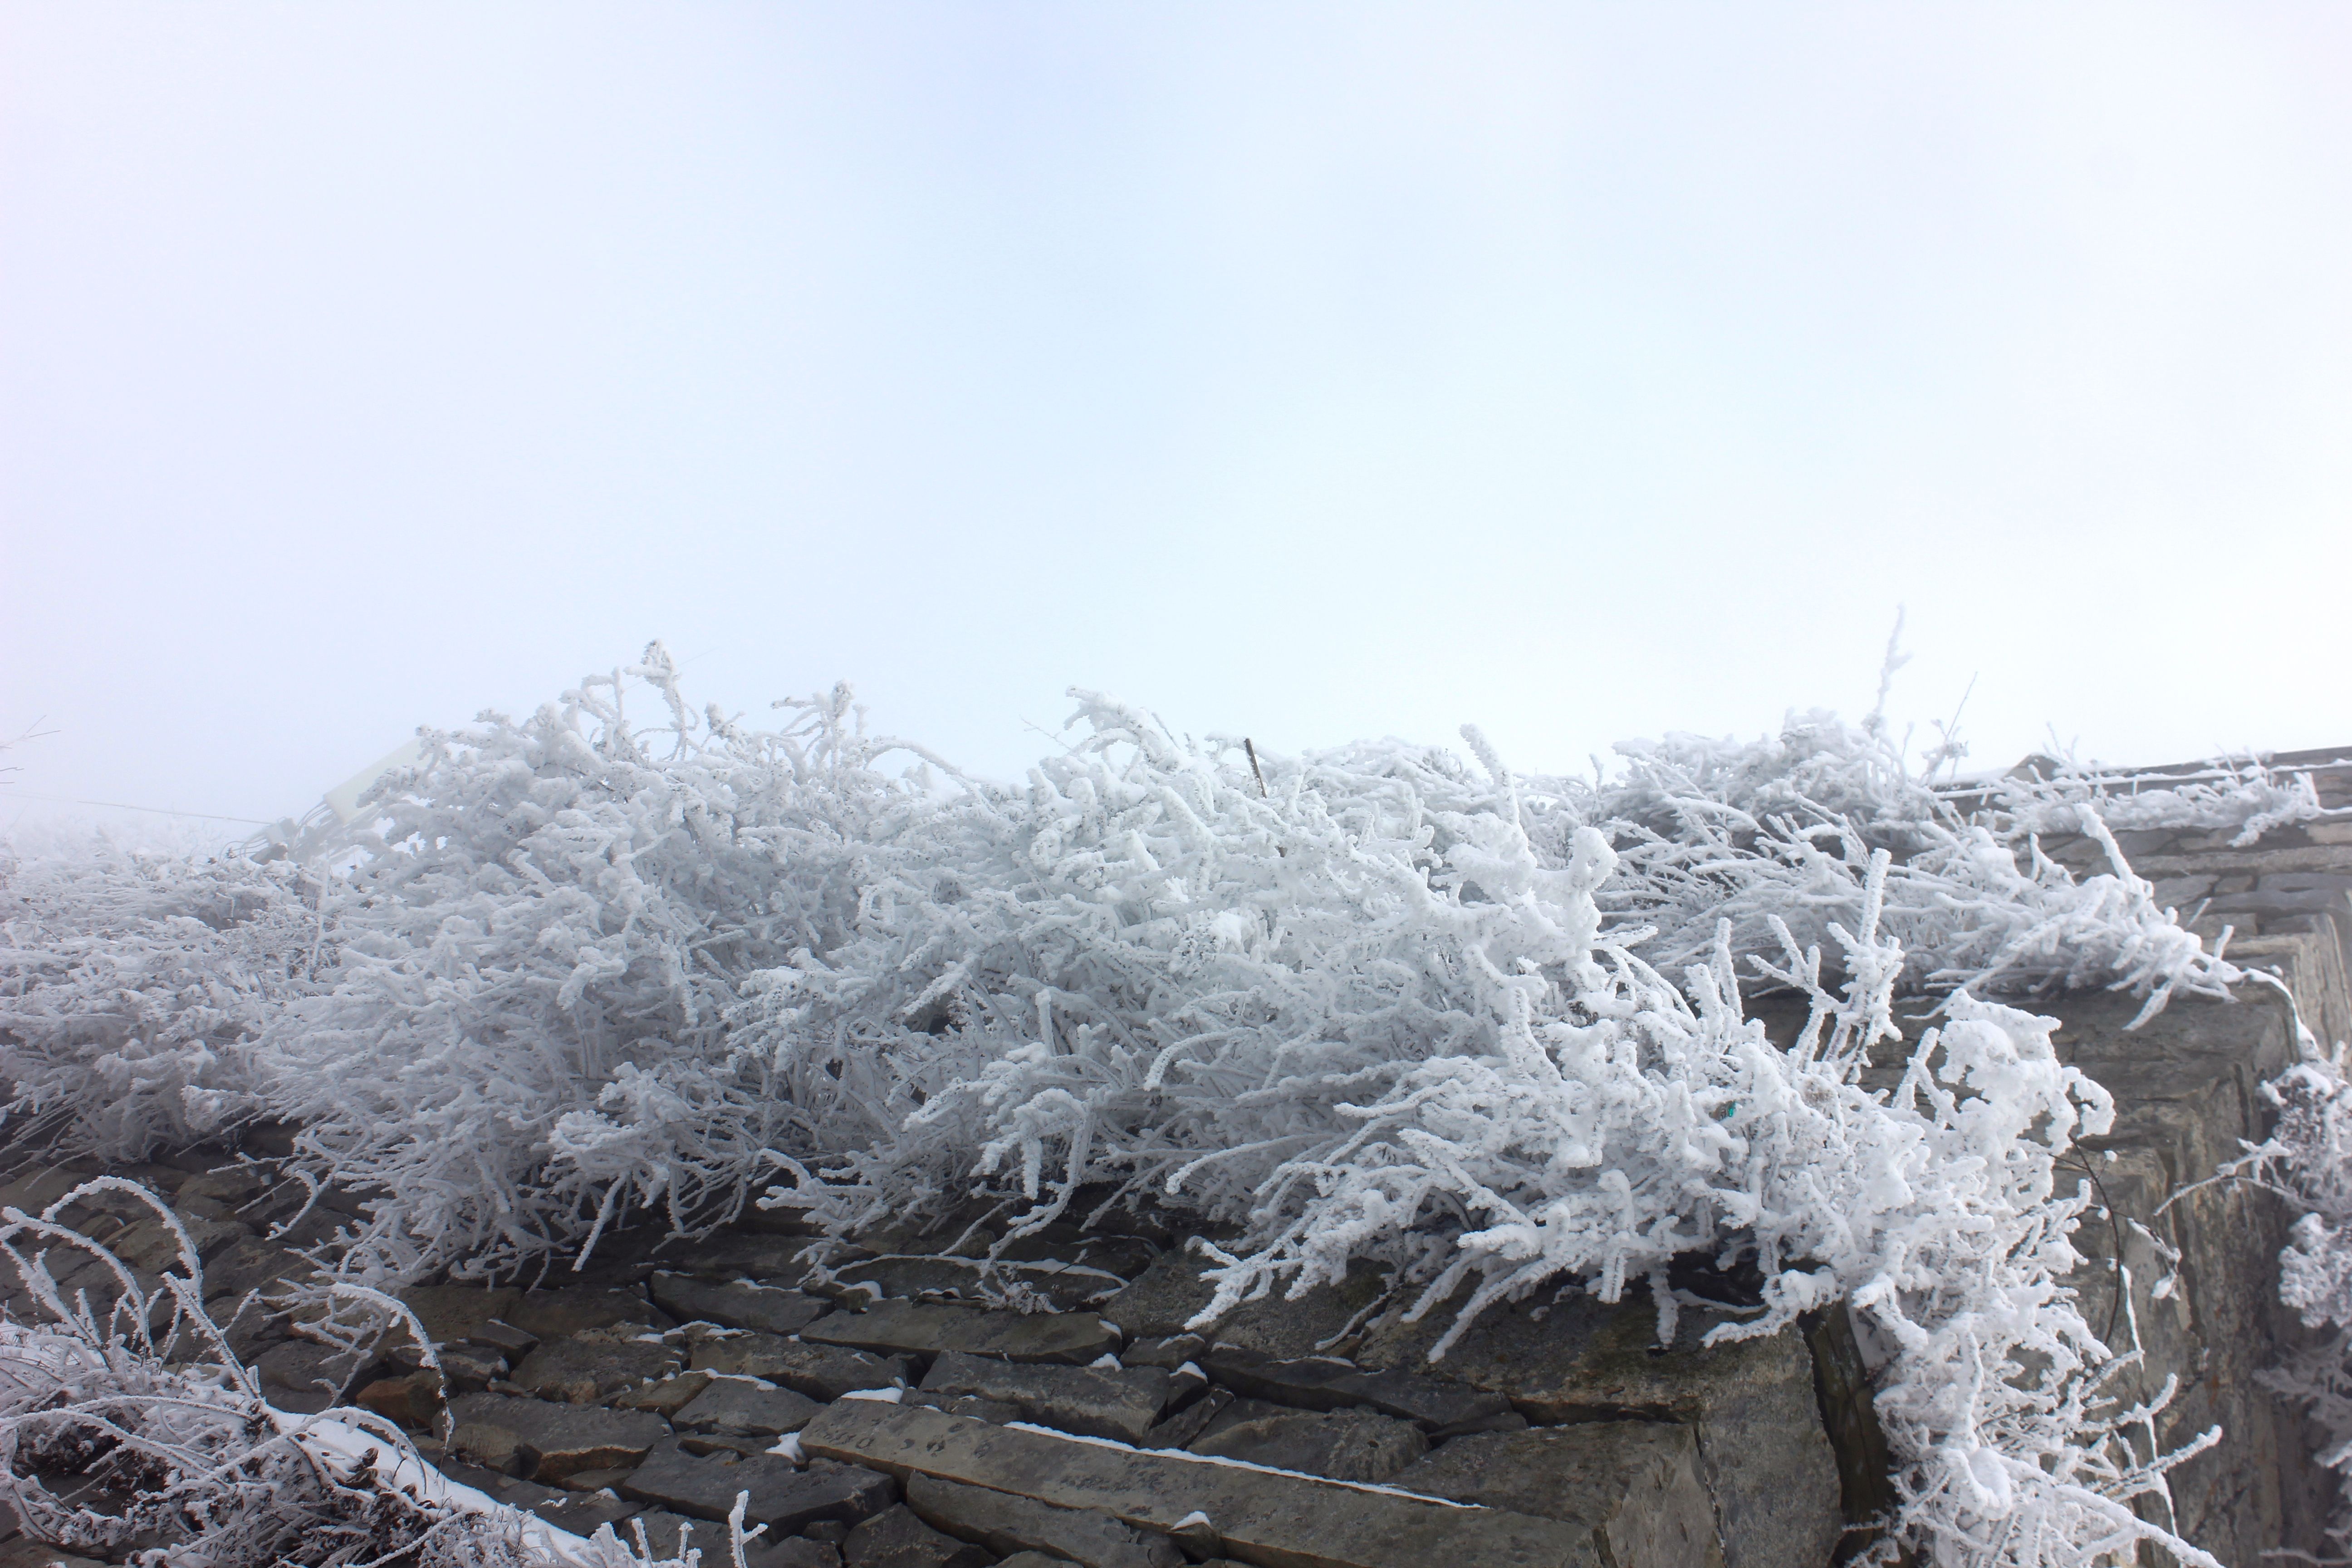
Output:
[[5, 4, 2349, 835]]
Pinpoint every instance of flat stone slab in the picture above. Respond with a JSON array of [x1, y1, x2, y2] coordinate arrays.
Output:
[[447, 1392, 671, 1484], [674, 1380, 827, 1437], [1190, 1408, 1427, 1484], [691, 1332, 918, 1400], [802, 1299, 1119, 1367], [658, 1234, 821, 1284], [505, 1285, 676, 1339], [1395, 1422, 1723, 1568], [906, 1473, 1184, 1568], [617, 1371, 718, 1417], [919, 1351, 1169, 1443], [399, 1284, 525, 1346], [1097, 1252, 1391, 1361], [1199, 1346, 1511, 1430], [254, 1339, 370, 1414], [801, 1398, 1599, 1568], [510, 1335, 682, 1404], [620, 1436, 898, 1535], [1355, 1294, 1836, 1568], [653, 1270, 832, 1336], [843, 1503, 992, 1568]]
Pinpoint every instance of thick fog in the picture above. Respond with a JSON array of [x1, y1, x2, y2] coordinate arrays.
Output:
[[5, 4, 2349, 837]]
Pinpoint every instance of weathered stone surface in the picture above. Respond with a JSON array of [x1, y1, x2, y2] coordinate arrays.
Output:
[[255, 1338, 369, 1414], [652, 1270, 831, 1336], [746, 1540, 844, 1568], [913, 1392, 1024, 1426], [804, 1299, 1118, 1367], [1199, 1345, 1511, 1430], [906, 1473, 1185, 1568], [436, 1345, 508, 1390], [843, 1503, 992, 1568], [1396, 1422, 1724, 1568], [201, 1236, 302, 1301], [2031, 987, 2333, 1563], [356, 1369, 443, 1428], [505, 1285, 674, 1339], [1355, 1293, 1836, 1568], [400, 1284, 524, 1347], [746, 1541, 844, 1568], [0, 1539, 111, 1568], [660, 1234, 820, 1283], [691, 1333, 918, 1400], [510, 1335, 682, 1404], [109, 1212, 252, 1272], [1189, 1407, 1427, 1483], [1140, 1387, 1231, 1450], [1098, 1251, 1392, 1362], [470, 1318, 539, 1357], [616, 1371, 717, 1416], [620, 1436, 898, 1534], [674, 1380, 826, 1437], [436, 1460, 646, 1534], [1121, 1334, 1206, 1371], [827, 1254, 1127, 1311], [919, 1350, 1169, 1442], [563, 1467, 635, 1491], [447, 1392, 671, 1483], [802, 1399, 1599, 1568], [173, 1164, 268, 1205]]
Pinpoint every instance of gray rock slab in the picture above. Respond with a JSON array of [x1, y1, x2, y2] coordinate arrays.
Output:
[[510, 1335, 682, 1404], [801, 1398, 1599, 1568], [1122, 1334, 1206, 1371], [470, 1318, 540, 1357], [675, 1380, 827, 1437], [616, 1371, 718, 1417], [746, 1540, 843, 1568], [1097, 1250, 1393, 1361], [919, 1350, 1169, 1442], [843, 1503, 992, 1568], [803, 1298, 1118, 1367], [660, 1234, 821, 1284], [446, 1392, 671, 1484], [1139, 1387, 1231, 1450], [1396, 1422, 1723, 1568], [692, 1333, 918, 1400], [399, 1284, 525, 1347], [109, 1212, 252, 1273], [1189, 1408, 1427, 1483], [653, 1270, 832, 1336], [906, 1472, 1184, 1568], [620, 1436, 898, 1535], [1355, 1293, 1837, 1568], [505, 1285, 675, 1339], [828, 1255, 1127, 1312], [1199, 1344, 1511, 1429], [254, 1338, 369, 1414], [912, 1392, 1024, 1426], [200, 1236, 303, 1301]]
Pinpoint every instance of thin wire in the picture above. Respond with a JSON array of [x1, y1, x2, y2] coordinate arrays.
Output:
[[0, 788, 273, 826]]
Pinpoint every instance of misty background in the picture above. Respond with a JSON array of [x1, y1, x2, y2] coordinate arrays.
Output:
[[4, 3, 2348, 837]]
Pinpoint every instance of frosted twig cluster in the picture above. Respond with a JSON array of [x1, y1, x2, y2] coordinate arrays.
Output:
[[0, 1181, 724, 1566], [0, 649, 2318, 1565]]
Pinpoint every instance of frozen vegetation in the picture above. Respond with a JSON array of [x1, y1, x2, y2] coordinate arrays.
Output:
[[1, 643, 2347, 1565]]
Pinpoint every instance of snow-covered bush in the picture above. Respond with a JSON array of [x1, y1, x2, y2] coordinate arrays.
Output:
[[0, 1179, 738, 1567], [0, 646, 2326, 1564], [0, 838, 324, 1157]]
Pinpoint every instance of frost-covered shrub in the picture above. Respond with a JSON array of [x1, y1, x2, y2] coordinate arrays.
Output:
[[0, 648, 2321, 1564], [0, 1180, 732, 1567], [0, 839, 325, 1157]]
